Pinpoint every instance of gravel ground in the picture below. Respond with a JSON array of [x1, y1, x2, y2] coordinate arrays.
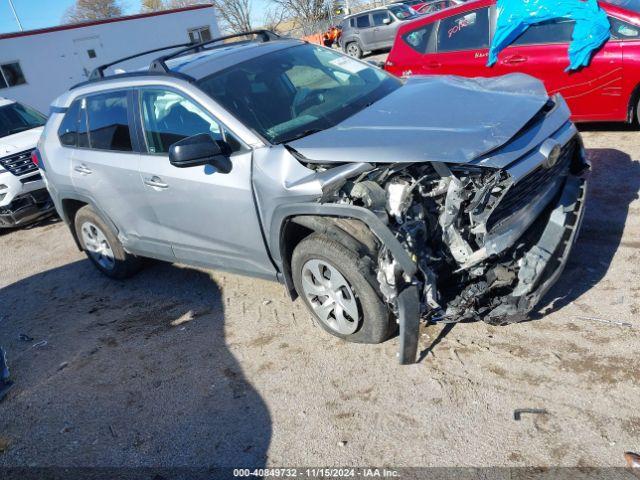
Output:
[[0, 127, 638, 469]]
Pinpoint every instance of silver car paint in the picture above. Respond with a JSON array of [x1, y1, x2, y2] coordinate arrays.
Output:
[[41, 76, 278, 279], [288, 74, 555, 167], [40, 41, 572, 286]]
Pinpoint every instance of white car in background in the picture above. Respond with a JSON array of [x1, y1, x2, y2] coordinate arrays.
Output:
[[0, 97, 55, 228]]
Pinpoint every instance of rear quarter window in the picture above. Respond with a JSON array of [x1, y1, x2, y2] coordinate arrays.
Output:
[[57, 100, 81, 147], [404, 22, 437, 53]]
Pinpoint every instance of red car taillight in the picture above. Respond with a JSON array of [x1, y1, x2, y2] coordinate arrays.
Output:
[[31, 149, 40, 167]]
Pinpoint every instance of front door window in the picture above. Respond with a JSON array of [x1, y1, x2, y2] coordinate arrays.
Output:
[[139, 89, 241, 154]]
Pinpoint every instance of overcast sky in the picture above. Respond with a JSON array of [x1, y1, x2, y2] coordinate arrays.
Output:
[[0, 0, 269, 35]]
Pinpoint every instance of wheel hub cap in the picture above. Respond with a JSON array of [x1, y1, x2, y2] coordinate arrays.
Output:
[[80, 221, 115, 271], [301, 259, 360, 335]]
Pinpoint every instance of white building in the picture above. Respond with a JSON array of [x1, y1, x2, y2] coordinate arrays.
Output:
[[0, 4, 220, 112]]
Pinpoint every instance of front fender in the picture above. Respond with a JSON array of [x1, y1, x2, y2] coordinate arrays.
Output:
[[270, 202, 418, 278]]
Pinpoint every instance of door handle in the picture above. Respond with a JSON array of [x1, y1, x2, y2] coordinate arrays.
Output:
[[74, 164, 92, 175], [428, 61, 442, 68], [143, 176, 169, 190], [503, 55, 528, 65]]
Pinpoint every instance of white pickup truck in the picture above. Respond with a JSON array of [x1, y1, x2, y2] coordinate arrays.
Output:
[[0, 97, 54, 228]]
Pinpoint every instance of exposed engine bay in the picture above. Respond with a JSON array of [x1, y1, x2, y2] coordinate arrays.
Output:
[[308, 134, 589, 327]]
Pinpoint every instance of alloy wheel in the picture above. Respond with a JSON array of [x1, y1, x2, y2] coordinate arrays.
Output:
[[80, 221, 115, 271], [301, 259, 360, 335]]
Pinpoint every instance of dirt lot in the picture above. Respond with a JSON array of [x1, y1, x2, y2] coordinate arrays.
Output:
[[0, 127, 639, 469]]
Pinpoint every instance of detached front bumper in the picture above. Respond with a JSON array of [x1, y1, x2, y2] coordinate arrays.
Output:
[[0, 188, 55, 228], [397, 173, 588, 364], [488, 174, 587, 322]]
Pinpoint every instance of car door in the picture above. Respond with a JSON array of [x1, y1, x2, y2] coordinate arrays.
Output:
[[355, 14, 376, 51], [411, 6, 492, 76], [490, 18, 624, 121], [611, 16, 640, 121], [136, 87, 275, 278], [372, 11, 396, 49], [70, 89, 158, 255]]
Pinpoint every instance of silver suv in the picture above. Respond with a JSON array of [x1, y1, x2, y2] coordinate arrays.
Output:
[[340, 4, 417, 58], [38, 31, 589, 364]]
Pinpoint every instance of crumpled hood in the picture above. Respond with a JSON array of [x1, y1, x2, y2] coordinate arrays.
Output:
[[289, 74, 558, 167], [0, 127, 43, 158]]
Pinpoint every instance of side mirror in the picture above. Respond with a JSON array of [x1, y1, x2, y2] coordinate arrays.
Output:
[[383, 17, 391, 24], [169, 133, 232, 174]]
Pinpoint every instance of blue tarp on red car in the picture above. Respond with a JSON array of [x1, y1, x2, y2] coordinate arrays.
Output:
[[488, 0, 611, 71]]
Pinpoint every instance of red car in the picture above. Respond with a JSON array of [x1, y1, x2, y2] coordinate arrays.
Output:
[[385, 0, 640, 123], [392, 0, 429, 12]]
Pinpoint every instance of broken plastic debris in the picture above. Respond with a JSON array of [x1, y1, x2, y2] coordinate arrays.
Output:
[[489, 0, 610, 71], [171, 310, 196, 326], [573, 315, 634, 328], [513, 408, 548, 421], [18, 333, 33, 342]]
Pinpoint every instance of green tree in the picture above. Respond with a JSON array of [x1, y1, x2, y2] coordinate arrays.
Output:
[[141, 0, 166, 12], [63, 0, 123, 23]]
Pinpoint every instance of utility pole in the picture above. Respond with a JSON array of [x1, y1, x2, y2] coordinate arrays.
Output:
[[8, 0, 24, 31]]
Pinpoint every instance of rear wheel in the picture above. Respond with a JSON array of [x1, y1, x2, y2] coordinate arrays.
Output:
[[291, 234, 394, 344], [346, 42, 363, 58], [74, 206, 142, 279]]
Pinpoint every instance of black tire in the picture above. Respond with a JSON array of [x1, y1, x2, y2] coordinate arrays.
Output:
[[74, 205, 142, 279], [346, 42, 363, 58], [291, 233, 394, 344]]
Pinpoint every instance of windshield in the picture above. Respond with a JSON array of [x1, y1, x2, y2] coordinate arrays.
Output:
[[606, 0, 640, 11], [389, 4, 417, 19], [0, 102, 46, 139], [197, 44, 401, 144]]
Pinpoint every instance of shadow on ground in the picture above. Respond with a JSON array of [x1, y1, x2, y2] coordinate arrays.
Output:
[[536, 148, 640, 315], [0, 260, 271, 468]]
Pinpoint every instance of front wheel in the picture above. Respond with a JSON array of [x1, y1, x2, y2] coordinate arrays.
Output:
[[346, 42, 363, 58], [291, 234, 394, 344], [74, 206, 142, 279]]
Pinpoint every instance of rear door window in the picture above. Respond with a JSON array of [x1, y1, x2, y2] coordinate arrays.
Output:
[[85, 91, 133, 152], [511, 19, 575, 45], [357, 15, 372, 28], [437, 7, 490, 52]]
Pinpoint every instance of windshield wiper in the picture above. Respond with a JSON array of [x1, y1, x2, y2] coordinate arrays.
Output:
[[277, 128, 324, 144]]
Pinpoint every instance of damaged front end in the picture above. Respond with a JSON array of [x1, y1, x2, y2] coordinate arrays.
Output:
[[301, 117, 589, 364]]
